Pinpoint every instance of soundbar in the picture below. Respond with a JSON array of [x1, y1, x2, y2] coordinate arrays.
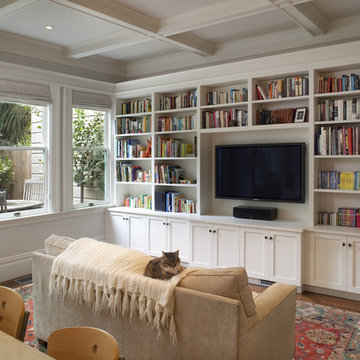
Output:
[[233, 206, 277, 221]]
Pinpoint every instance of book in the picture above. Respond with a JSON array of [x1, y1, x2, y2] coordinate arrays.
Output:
[[256, 85, 267, 100]]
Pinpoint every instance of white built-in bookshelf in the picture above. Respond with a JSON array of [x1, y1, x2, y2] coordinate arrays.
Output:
[[114, 65, 360, 230]]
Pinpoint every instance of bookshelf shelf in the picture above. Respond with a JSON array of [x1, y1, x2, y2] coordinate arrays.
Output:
[[115, 133, 151, 137], [200, 101, 248, 110], [314, 120, 360, 126], [116, 112, 152, 118], [155, 107, 197, 114], [315, 90, 360, 98], [154, 183, 197, 188], [314, 189, 360, 194], [154, 130, 196, 135], [154, 157, 196, 161], [115, 157, 152, 161], [314, 155, 360, 159], [252, 95, 309, 104], [115, 181, 151, 185]]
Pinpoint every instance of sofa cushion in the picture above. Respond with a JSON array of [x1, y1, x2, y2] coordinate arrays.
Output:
[[178, 267, 256, 316], [44, 234, 75, 256]]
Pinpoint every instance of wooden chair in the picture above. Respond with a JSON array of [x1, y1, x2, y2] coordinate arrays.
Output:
[[47, 326, 120, 360], [0, 286, 29, 341], [23, 179, 44, 202]]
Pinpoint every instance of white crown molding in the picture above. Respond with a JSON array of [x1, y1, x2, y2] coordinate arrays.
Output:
[[0, 31, 126, 82]]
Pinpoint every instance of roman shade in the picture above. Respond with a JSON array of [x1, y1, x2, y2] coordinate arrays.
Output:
[[0, 79, 51, 104], [72, 90, 112, 109]]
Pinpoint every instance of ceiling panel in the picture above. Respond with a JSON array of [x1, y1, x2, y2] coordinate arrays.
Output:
[[114, 0, 221, 19], [0, 1, 121, 46], [191, 9, 295, 42], [313, 0, 360, 20]]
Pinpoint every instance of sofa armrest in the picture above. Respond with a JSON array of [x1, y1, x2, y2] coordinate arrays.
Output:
[[239, 283, 296, 360]]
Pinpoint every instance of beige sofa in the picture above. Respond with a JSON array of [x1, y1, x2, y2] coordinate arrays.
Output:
[[32, 235, 297, 360]]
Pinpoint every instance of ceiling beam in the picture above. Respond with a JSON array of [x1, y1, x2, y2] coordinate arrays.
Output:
[[65, 31, 149, 59], [268, 0, 327, 35], [0, 0, 43, 17]]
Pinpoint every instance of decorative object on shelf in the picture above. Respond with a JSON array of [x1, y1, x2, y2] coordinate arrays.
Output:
[[141, 139, 152, 158], [294, 107, 307, 123]]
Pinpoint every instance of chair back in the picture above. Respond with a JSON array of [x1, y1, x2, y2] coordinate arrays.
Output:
[[0, 286, 27, 340], [23, 179, 44, 202], [47, 326, 120, 360]]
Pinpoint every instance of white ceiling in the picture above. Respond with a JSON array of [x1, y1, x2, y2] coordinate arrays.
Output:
[[0, 0, 360, 83]]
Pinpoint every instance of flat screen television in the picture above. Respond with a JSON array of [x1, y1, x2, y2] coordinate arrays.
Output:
[[215, 143, 306, 203]]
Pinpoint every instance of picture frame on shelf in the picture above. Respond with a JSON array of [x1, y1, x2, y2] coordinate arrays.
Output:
[[294, 107, 307, 123]]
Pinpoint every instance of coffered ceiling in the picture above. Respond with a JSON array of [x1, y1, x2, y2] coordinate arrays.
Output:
[[0, 0, 360, 83]]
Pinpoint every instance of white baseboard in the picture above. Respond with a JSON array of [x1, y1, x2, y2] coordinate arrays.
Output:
[[0, 250, 35, 282], [302, 284, 360, 302]]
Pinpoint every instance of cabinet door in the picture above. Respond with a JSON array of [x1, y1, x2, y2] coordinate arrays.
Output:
[[309, 233, 347, 291], [347, 236, 360, 294], [148, 217, 167, 257], [128, 215, 147, 252], [241, 229, 268, 280], [108, 212, 129, 247], [190, 222, 212, 267], [268, 231, 301, 286], [168, 218, 190, 263], [214, 225, 239, 268]]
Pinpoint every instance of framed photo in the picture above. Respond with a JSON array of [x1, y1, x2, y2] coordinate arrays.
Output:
[[294, 107, 307, 123]]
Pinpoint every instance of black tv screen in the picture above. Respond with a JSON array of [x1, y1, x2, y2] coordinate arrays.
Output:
[[215, 143, 305, 203]]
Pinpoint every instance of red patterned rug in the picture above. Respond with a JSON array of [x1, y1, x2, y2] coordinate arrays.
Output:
[[16, 285, 360, 358]]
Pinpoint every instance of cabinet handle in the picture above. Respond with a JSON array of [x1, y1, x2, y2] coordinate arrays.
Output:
[[213, 230, 216, 233], [123, 217, 126, 221], [209, 229, 212, 233], [269, 236, 273, 240], [264, 236, 268, 240], [342, 243, 346, 247], [163, 222, 166, 226], [349, 243, 352, 248], [167, 223, 170, 226]]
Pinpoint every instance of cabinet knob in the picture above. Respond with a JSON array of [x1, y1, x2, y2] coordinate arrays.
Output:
[[209, 229, 212, 233], [264, 236, 268, 240], [342, 243, 346, 247], [213, 230, 216, 233], [167, 223, 170, 226], [163, 222, 166, 225], [349, 243, 352, 248], [269, 236, 273, 240]]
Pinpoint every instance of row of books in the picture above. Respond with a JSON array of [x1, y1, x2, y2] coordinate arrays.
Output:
[[157, 137, 194, 158], [155, 191, 196, 213], [317, 98, 360, 122], [256, 108, 296, 125], [206, 88, 248, 105], [318, 171, 360, 190], [256, 76, 309, 100], [116, 139, 147, 158], [318, 208, 360, 227], [159, 91, 197, 110], [202, 109, 248, 128], [318, 73, 360, 93], [157, 115, 195, 132], [116, 163, 151, 183], [115, 116, 151, 135], [155, 164, 185, 184], [123, 194, 152, 209], [121, 99, 151, 115], [314, 126, 359, 155]]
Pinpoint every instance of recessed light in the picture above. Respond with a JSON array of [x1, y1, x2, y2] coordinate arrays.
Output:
[[44, 25, 54, 30]]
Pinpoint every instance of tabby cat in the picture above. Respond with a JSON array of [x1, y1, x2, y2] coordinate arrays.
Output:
[[144, 250, 183, 280]]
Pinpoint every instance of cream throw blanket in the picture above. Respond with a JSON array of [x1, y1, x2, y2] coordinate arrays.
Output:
[[49, 238, 195, 342]]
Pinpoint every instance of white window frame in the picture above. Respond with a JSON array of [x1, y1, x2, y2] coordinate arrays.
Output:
[[0, 99, 50, 220]]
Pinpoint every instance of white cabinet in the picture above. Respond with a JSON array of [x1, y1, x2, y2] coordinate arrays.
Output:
[[107, 212, 147, 252], [310, 232, 360, 294], [241, 228, 301, 286], [190, 222, 239, 268], [148, 216, 190, 262]]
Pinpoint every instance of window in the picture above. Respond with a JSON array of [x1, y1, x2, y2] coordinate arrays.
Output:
[[0, 101, 47, 217], [72, 107, 109, 207]]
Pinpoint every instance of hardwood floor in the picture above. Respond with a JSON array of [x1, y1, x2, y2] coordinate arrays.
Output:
[[2, 274, 359, 314]]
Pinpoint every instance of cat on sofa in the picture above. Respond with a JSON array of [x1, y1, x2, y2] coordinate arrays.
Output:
[[144, 250, 183, 280]]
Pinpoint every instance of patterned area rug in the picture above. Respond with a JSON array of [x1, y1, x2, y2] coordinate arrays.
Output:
[[16, 285, 360, 358]]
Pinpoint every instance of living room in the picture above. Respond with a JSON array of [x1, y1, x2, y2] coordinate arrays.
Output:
[[1, 0, 360, 359]]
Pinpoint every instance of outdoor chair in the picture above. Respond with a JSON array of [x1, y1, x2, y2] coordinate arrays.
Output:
[[23, 179, 44, 202]]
